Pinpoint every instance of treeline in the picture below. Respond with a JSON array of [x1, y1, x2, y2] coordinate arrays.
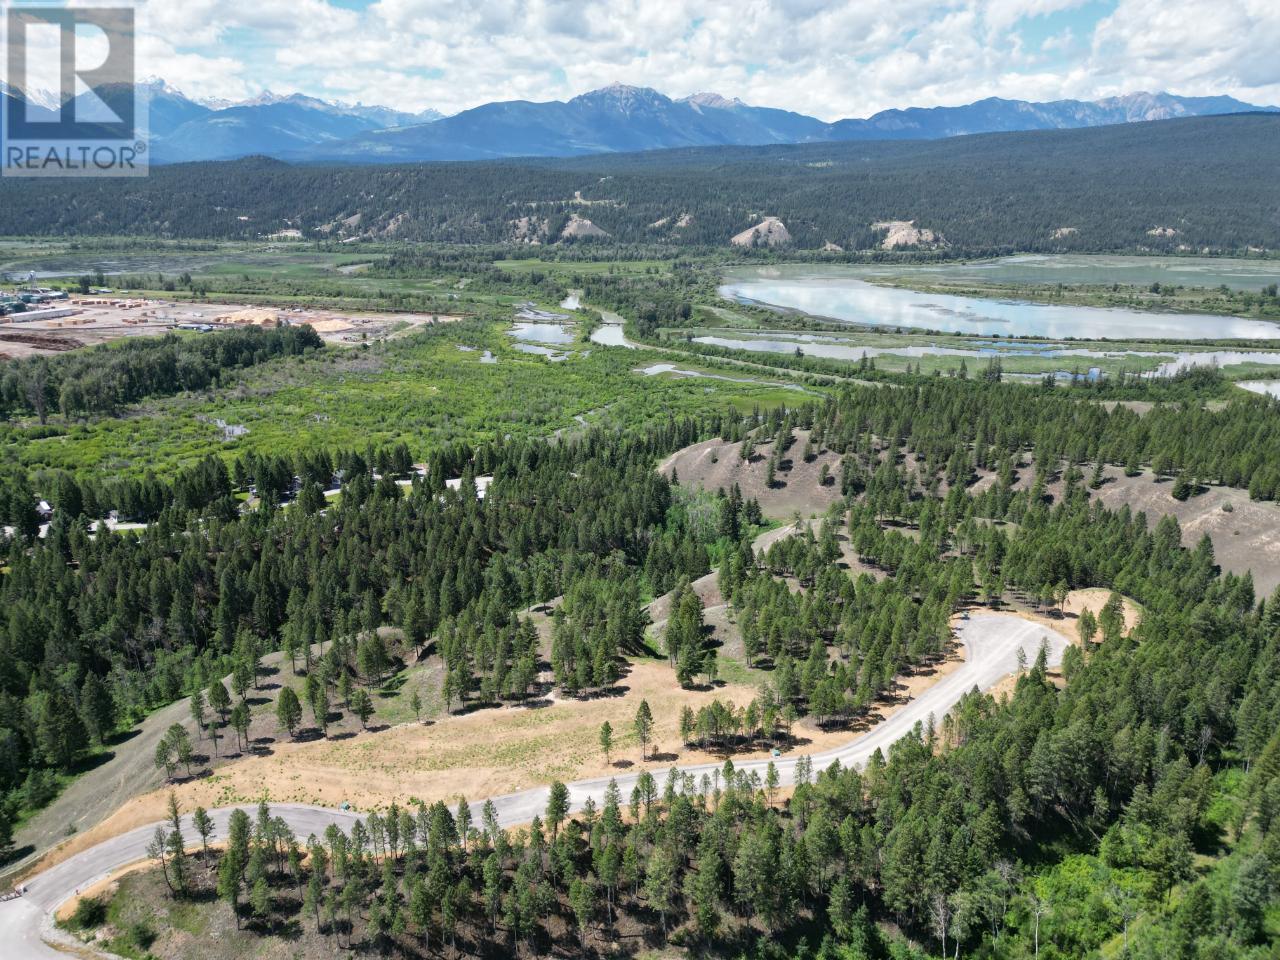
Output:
[[4, 115, 1279, 253], [0, 325, 322, 422], [806, 376, 1280, 500]]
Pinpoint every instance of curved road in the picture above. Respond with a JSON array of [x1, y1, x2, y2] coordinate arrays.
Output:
[[2, 614, 1067, 959]]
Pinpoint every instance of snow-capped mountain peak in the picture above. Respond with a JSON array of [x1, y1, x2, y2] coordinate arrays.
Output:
[[680, 92, 745, 110]]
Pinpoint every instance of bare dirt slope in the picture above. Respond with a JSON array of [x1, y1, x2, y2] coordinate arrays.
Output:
[[11, 695, 191, 873], [752, 517, 883, 584], [10, 647, 304, 871], [659, 429, 844, 520], [646, 572, 722, 635], [1076, 467, 1280, 596], [969, 461, 1280, 597], [730, 216, 791, 247], [871, 219, 946, 249]]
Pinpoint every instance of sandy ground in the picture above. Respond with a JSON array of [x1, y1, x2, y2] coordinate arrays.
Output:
[[25, 660, 758, 873], [659, 429, 845, 520], [1060, 587, 1142, 633]]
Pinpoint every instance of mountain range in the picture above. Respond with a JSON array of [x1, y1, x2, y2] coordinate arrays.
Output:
[[0, 79, 443, 162], [2, 79, 1274, 164]]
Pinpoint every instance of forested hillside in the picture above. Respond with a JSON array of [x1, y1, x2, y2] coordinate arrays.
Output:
[[2, 115, 1277, 253], [6, 365, 1280, 956]]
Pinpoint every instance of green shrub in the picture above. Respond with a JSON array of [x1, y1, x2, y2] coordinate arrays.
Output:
[[70, 896, 107, 929], [128, 920, 155, 950]]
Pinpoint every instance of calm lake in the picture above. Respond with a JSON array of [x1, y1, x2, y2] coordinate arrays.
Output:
[[1239, 381, 1280, 399], [721, 260, 1280, 340], [841, 254, 1280, 291]]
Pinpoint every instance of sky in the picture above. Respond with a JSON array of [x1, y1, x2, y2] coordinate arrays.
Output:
[[7, 0, 1280, 117]]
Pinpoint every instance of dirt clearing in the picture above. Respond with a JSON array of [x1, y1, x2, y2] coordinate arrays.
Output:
[[982, 588, 1141, 700]]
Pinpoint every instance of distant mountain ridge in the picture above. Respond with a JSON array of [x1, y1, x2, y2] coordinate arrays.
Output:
[[294, 84, 1276, 164], [0, 79, 443, 163], [827, 91, 1277, 140], [2, 79, 1274, 164], [308, 82, 835, 163]]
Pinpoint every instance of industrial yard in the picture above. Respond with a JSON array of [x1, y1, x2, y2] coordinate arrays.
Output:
[[0, 286, 460, 359]]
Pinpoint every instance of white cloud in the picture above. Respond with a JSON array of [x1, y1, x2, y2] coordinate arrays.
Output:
[[1041, 28, 1074, 54], [20, 0, 1265, 118], [1087, 0, 1280, 103]]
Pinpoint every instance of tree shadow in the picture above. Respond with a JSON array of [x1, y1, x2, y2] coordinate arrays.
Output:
[[0, 843, 36, 870], [106, 728, 141, 747], [376, 673, 407, 699], [70, 750, 116, 776]]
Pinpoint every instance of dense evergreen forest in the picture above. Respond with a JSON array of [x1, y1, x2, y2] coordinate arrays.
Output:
[[2, 114, 1278, 253], [6, 363, 1280, 956]]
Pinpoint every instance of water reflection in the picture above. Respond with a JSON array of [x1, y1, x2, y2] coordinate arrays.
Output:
[[720, 271, 1280, 340], [590, 324, 633, 348], [510, 322, 574, 344], [1236, 380, 1280, 398]]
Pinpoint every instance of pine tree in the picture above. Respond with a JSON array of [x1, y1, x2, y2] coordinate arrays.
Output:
[[193, 806, 214, 857], [599, 720, 613, 765], [634, 699, 654, 761], [78, 674, 115, 746], [350, 688, 374, 728], [275, 686, 303, 739]]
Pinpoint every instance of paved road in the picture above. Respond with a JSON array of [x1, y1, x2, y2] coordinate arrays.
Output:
[[1, 613, 1067, 959]]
